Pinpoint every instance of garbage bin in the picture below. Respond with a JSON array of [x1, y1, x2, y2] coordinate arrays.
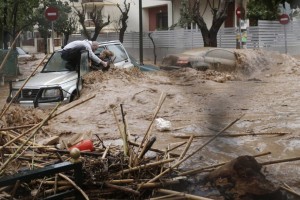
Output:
[[0, 49, 19, 78]]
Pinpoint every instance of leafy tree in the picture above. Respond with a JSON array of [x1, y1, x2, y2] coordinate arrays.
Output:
[[52, 3, 77, 46], [74, 3, 110, 41], [247, 0, 300, 25], [179, 0, 233, 47], [117, 0, 130, 43], [247, 0, 282, 22], [0, 0, 39, 49], [35, 0, 74, 53]]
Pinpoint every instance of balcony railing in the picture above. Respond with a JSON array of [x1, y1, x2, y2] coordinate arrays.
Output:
[[82, 0, 103, 3]]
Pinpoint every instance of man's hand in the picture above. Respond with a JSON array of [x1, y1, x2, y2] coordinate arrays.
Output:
[[101, 61, 108, 68]]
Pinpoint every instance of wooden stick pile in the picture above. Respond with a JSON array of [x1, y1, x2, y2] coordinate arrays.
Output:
[[0, 93, 299, 200]]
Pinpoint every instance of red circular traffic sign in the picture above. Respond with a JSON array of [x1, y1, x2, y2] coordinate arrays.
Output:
[[279, 14, 289, 25], [45, 7, 58, 21]]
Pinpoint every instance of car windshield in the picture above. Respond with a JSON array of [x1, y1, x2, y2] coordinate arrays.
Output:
[[42, 51, 70, 72]]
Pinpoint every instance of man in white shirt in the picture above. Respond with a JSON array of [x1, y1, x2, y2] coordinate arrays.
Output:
[[61, 40, 108, 70]]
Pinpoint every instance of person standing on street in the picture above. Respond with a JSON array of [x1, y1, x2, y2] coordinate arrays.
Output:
[[61, 40, 108, 70]]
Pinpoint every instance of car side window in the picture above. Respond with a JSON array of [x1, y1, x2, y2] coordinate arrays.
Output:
[[95, 46, 105, 56], [106, 44, 128, 63]]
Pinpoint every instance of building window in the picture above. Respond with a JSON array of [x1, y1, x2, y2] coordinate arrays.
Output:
[[156, 12, 168, 30]]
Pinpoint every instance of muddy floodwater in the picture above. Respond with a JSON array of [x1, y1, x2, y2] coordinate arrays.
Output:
[[1, 49, 300, 199]]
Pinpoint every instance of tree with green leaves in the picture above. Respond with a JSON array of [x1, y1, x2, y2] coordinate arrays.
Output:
[[179, 0, 233, 47], [74, 3, 110, 41], [0, 0, 39, 49], [117, 0, 130, 43], [35, 0, 75, 53], [52, 4, 77, 46], [247, 0, 300, 25]]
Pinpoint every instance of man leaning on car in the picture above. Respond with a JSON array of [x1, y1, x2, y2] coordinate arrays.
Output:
[[61, 40, 108, 70]]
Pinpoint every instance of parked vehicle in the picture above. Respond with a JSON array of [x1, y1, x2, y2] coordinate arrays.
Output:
[[16, 47, 32, 61], [7, 40, 134, 107]]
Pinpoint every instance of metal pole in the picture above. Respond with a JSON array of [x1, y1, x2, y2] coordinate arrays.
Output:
[[52, 21, 54, 53], [239, 18, 242, 49], [284, 24, 287, 54], [139, 0, 143, 65]]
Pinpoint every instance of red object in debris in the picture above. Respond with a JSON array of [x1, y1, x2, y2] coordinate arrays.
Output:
[[69, 139, 94, 151]]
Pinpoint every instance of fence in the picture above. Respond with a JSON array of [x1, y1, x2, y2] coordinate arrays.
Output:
[[65, 20, 300, 61]]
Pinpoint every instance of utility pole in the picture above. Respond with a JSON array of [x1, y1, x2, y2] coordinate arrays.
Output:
[[139, 0, 143, 65]]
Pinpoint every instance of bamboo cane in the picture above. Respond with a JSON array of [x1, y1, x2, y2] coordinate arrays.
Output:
[[1, 145, 55, 149], [118, 158, 175, 175], [10, 180, 20, 199], [120, 104, 129, 156], [43, 185, 73, 196], [150, 194, 179, 200], [138, 136, 156, 160], [0, 94, 95, 150], [54, 174, 58, 194], [104, 182, 140, 196], [0, 54, 48, 120], [145, 114, 244, 184], [157, 189, 213, 200], [52, 94, 96, 117], [1, 130, 36, 146], [128, 140, 180, 157], [178, 135, 194, 161], [179, 151, 272, 176], [109, 179, 135, 184], [102, 143, 110, 159], [260, 156, 300, 166], [167, 141, 187, 153], [137, 179, 179, 189], [134, 93, 167, 162], [35, 180, 70, 186], [280, 186, 300, 198], [0, 124, 35, 131], [173, 132, 289, 139], [58, 173, 89, 200], [0, 103, 60, 175], [112, 107, 128, 156]]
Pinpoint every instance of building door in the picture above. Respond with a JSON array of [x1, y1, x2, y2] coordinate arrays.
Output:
[[225, 0, 235, 27], [149, 5, 168, 31]]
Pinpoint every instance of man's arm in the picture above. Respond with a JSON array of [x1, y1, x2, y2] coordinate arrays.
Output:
[[87, 47, 107, 67]]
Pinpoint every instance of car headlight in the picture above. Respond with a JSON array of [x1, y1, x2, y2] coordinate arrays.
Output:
[[42, 88, 61, 98], [11, 90, 18, 98]]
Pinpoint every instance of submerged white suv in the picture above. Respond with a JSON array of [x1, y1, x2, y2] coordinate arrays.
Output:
[[7, 40, 134, 107]]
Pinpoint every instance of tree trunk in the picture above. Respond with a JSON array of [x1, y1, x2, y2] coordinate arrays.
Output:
[[192, 0, 229, 47], [63, 33, 69, 47], [119, 22, 127, 43]]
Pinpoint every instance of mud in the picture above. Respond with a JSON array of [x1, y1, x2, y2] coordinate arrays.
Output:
[[0, 49, 300, 199]]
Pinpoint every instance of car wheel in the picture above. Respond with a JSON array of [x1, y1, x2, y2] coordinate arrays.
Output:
[[70, 90, 80, 102]]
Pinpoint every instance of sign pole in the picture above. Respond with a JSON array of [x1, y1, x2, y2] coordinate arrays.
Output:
[[239, 18, 242, 48], [52, 21, 54, 53], [45, 7, 58, 54], [284, 24, 287, 54], [279, 13, 289, 54]]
